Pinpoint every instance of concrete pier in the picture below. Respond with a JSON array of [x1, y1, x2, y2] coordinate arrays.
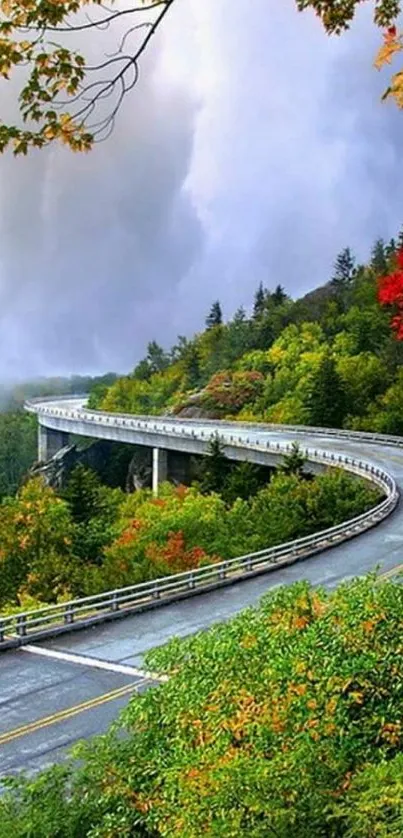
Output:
[[152, 447, 168, 496], [38, 424, 70, 463]]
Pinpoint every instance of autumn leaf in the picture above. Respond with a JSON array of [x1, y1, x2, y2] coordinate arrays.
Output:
[[374, 27, 403, 69]]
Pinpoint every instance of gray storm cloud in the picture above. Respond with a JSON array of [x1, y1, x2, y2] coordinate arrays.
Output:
[[0, 0, 401, 380]]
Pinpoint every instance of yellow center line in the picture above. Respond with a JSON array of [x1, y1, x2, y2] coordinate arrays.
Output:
[[0, 680, 144, 747]]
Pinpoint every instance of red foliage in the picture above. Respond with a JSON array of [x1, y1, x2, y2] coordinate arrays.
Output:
[[146, 530, 218, 573], [174, 484, 188, 501], [378, 247, 403, 340], [204, 370, 264, 413], [116, 518, 143, 546]]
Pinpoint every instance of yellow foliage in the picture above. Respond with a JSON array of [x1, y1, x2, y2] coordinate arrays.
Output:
[[384, 70, 403, 107], [374, 28, 403, 109], [374, 28, 403, 69]]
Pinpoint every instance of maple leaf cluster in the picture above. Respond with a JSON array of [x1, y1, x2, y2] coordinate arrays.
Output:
[[378, 247, 403, 339]]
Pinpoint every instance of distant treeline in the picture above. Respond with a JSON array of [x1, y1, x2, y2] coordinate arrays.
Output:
[[0, 371, 118, 412], [0, 373, 119, 499]]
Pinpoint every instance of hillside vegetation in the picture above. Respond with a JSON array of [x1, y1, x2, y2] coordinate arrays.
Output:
[[0, 460, 380, 612], [2, 576, 403, 837], [90, 236, 403, 434]]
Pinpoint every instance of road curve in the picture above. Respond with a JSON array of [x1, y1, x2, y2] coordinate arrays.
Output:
[[25, 395, 403, 592], [1, 396, 401, 780], [26, 396, 403, 592]]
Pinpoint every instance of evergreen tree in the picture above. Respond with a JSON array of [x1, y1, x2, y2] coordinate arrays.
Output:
[[233, 306, 246, 324], [206, 301, 223, 329], [183, 344, 201, 390], [279, 442, 307, 477], [253, 283, 266, 318], [397, 226, 403, 251], [370, 239, 388, 276], [331, 247, 355, 287], [132, 358, 152, 381], [386, 238, 397, 259], [271, 284, 287, 306], [305, 354, 346, 429], [62, 465, 103, 525], [221, 461, 265, 505], [199, 434, 230, 494], [146, 340, 169, 375], [170, 335, 189, 363], [62, 465, 122, 563]]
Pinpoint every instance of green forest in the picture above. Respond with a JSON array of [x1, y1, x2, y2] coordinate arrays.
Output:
[[0, 453, 380, 614], [90, 236, 403, 435]]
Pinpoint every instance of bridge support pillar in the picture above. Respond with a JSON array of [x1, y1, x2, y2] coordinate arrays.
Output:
[[152, 447, 168, 496], [38, 424, 70, 463]]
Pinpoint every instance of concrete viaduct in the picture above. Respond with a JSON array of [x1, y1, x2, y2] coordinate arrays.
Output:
[[29, 395, 370, 492]]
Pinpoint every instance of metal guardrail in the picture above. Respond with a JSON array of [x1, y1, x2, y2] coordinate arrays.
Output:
[[0, 429, 398, 649], [25, 395, 403, 450]]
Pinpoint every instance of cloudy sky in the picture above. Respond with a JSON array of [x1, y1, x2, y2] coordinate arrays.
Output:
[[0, 0, 401, 380]]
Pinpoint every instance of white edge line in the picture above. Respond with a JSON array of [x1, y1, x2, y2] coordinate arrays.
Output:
[[22, 644, 169, 682]]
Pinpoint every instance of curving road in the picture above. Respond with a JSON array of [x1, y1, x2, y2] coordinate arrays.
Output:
[[1, 397, 403, 781]]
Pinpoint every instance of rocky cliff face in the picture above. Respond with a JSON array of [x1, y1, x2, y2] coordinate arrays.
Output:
[[172, 390, 218, 420], [29, 440, 152, 492], [29, 440, 197, 491], [29, 444, 82, 490]]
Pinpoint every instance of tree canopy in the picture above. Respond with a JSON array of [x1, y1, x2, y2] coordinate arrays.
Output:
[[0, 0, 402, 155]]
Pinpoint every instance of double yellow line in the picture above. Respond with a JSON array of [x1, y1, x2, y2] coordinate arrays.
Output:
[[0, 681, 141, 747]]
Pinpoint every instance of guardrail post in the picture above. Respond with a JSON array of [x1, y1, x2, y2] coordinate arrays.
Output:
[[64, 604, 74, 625], [0, 619, 5, 643], [188, 573, 195, 589], [111, 593, 119, 612], [16, 615, 27, 637], [219, 562, 227, 580], [152, 583, 161, 600]]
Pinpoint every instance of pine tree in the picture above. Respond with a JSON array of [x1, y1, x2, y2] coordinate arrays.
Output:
[[370, 239, 388, 276], [233, 306, 246, 324], [386, 238, 397, 259], [305, 354, 346, 429], [133, 358, 152, 381], [331, 247, 355, 287], [271, 284, 287, 306], [62, 464, 103, 525], [253, 283, 266, 318], [206, 301, 223, 329], [183, 344, 201, 390], [170, 335, 189, 363], [221, 461, 263, 505], [146, 340, 169, 374], [279, 442, 307, 477], [199, 434, 230, 494]]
